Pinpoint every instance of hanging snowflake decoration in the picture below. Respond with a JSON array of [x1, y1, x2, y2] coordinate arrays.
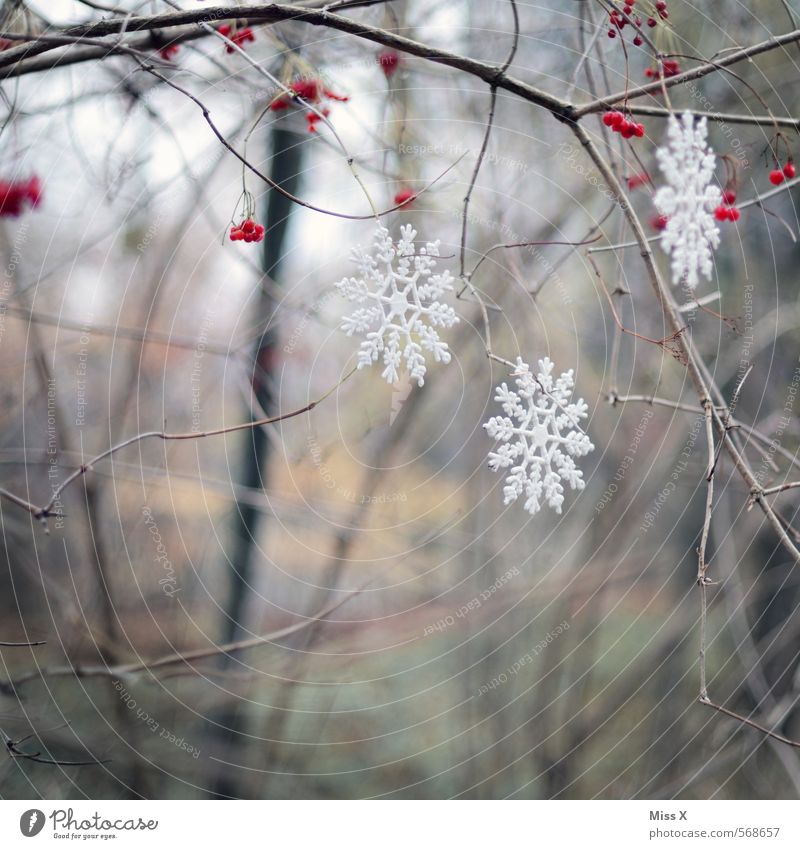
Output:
[[335, 223, 458, 386], [483, 357, 594, 515], [654, 111, 722, 289]]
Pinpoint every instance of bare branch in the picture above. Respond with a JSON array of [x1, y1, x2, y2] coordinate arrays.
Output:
[[576, 27, 800, 116], [1, 572, 374, 691], [699, 697, 800, 750], [0, 369, 355, 527]]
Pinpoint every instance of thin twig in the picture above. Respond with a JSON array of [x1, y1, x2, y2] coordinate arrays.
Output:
[[2, 731, 109, 767], [0, 369, 356, 527], [459, 87, 499, 279], [142, 62, 464, 222], [696, 398, 716, 699], [699, 697, 800, 749], [623, 104, 799, 130], [1, 571, 374, 691], [576, 27, 800, 116], [587, 252, 686, 355]]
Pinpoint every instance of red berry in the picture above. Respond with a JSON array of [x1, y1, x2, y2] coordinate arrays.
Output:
[[633, 36, 643, 46], [656, 1, 667, 10], [377, 50, 400, 78], [627, 173, 649, 189], [242, 219, 256, 234], [783, 162, 796, 178], [714, 206, 728, 222], [728, 207, 741, 221], [323, 88, 349, 103], [291, 79, 319, 101], [394, 188, 416, 206], [603, 112, 616, 126], [608, 29, 616, 38], [159, 44, 180, 61], [239, 28, 255, 44], [633, 123, 645, 137], [0, 175, 43, 217], [769, 169, 785, 185], [647, 17, 657, 27], [222, 26, 256, 53], [722, 189, 737, 205], [651, 214, 668, 231]]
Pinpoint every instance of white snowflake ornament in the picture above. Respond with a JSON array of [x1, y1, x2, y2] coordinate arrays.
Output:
[[484, 357, 594, 515], [335, 223, 459, 386], [654, 112, 722, 289]]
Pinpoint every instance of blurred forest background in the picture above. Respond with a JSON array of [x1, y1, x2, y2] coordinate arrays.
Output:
[[2, 0, 800, 799]]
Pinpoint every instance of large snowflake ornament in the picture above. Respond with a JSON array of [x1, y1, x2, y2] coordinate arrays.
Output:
[[654, 112, 722, 289], [484, 357, 594, 515], [335, 223, 459, 386]]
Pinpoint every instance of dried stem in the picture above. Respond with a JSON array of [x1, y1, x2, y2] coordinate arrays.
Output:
[[0, 369, 355, 527]]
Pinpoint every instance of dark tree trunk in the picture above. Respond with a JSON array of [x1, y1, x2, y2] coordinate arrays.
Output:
[[210, 126, 303, 798]]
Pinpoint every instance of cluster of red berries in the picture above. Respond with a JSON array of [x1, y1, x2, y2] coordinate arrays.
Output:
[[378, 50, 400, 78], [270, 79, 349, 108], [269, 79, 349, 133], [714, 190, 740, 222], [272, 79, 319, 106], [602, 111, 646, 138], [769, 160, 796, 185], [653, 2, 670, 19], [394, 188, 416, 207], [218, 24, 255, 53], [230, 218, 265, 243], [0, 176, 42, 217], [159, 44, 180, 62], [644, 58, 681, 79], [608, 1, 669, 43]]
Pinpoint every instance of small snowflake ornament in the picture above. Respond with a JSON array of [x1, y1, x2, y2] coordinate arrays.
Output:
[[336, 223, 459, 386], [654, 112, 722, 289], [484, 357, 594, 515]]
